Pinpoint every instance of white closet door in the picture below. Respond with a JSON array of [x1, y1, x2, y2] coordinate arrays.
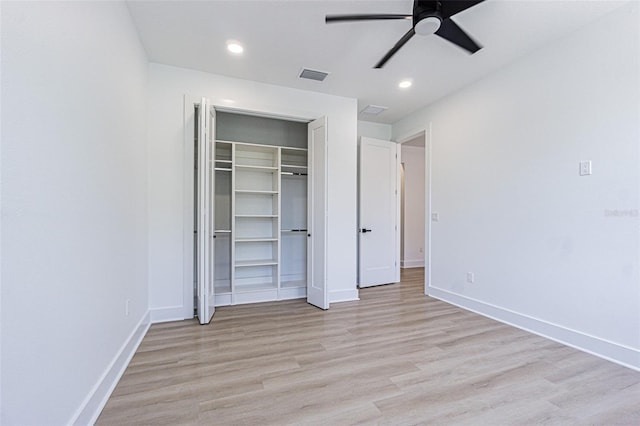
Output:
[[307, 117, 328, 309], [358, 137, 400, 287], [196, 98, 215, 324]]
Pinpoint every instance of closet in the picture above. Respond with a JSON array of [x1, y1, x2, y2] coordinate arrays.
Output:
[[194, 101, 327, 323]]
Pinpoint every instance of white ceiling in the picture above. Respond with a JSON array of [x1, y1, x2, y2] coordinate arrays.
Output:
[[126, 0, 626, 124]]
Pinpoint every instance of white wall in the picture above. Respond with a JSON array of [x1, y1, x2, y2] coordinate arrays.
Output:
[[358, 120, 392, 140], [146, 64, 358, 320], [393, 3, 639, 368], [1, 2, 149, 424], [401, 145, 425, 268]]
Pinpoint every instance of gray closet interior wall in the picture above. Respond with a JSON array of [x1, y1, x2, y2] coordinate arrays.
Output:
[[216, 112, 307, 148]]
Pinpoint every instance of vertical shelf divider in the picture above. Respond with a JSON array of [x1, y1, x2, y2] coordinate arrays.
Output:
[[230, 142, 236, 305], [277, 147, 282, 299]]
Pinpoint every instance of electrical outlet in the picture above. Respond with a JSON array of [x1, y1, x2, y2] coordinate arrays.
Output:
[[579, 161, 592, 176], [466, 272, 475, 284], [419, 247, 423, 253], [125, 299, 130, 316], [431, 212, 439, 222]]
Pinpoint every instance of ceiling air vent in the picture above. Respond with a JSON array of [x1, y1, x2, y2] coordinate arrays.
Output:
[[360, 105, 388, 116], [299, 68, 329, 82]]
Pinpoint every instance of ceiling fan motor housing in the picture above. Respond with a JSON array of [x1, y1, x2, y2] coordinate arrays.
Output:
[[324, 0, 483, 68], [413, 0, 442, 35]]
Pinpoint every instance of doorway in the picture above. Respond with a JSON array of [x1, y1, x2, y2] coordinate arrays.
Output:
[[399, 132, 426, 271]]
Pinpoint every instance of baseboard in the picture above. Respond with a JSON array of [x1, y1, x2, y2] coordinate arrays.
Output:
[[150, 306, 185, 323], [401, 259, 425, 268], [70, 310, 151, 425], [330, 288, 360, 303], [428, 286, 640, 371]]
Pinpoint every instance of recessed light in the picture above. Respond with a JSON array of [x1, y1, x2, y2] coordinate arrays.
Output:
[[398, 79, 412, 89], [227, 42, 244, 55]]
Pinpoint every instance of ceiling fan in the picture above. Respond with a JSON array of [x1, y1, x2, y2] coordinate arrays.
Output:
[[326, 0, 484, 68]]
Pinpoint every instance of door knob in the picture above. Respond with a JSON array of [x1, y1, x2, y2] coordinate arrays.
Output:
[[361, 228, 372, 233]]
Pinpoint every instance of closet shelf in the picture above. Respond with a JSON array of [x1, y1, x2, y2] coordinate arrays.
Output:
[[216, 139, 279, 149], [235, 259, 278, 267], [235, 214, 278, 218], [281, 280, 306, 289], [234, 283, 278, 292], [235, 189, 278, 194], [235, 164, 278, 171], [235, 237, 278, 242]]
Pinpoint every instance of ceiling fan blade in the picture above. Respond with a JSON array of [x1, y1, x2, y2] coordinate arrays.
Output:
[[435, 19, 481, 54], [326, 14, 411, 23], [374, 28, 416, 69], [440, 0, 484, 19]]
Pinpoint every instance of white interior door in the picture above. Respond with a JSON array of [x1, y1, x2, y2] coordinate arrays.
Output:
[[196, 98, 215, 324], [359, 137, 400, 287], [307, 117, 328, 309]]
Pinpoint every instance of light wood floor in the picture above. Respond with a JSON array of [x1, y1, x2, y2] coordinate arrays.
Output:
[[98, 268, 640, 425]]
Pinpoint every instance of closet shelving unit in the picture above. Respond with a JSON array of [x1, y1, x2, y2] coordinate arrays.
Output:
[[233, 143, 280, 300], [212, 132, 308, 306]]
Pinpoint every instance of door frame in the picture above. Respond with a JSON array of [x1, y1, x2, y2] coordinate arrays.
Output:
[[396, 125, 432, 295], [182, 95, 326, 318]]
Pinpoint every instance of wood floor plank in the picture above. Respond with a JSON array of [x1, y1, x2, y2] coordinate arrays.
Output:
[[97, 268, 640, 425]]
